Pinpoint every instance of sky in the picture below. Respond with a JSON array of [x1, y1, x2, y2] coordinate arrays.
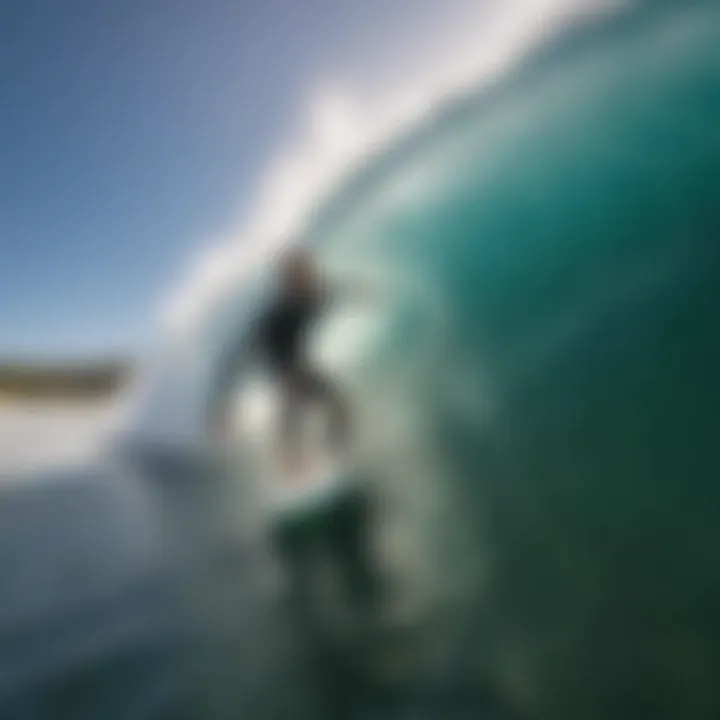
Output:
[[0, 0, 604, 359]]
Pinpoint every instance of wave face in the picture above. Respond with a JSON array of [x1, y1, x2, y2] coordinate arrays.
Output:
[[288, 3, 720, 717], [109, 3, 720, 718]]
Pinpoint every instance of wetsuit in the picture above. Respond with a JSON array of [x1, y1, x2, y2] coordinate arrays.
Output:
[[257, 290, 323, 375], [254, 288, 349, 450]]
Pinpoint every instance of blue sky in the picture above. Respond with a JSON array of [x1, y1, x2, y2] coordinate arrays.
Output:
[[0, 0, 583, 358], [0, 0, 400, 356]]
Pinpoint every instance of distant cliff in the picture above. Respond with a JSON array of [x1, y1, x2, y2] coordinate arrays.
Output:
[[0, 360, 131, 400]]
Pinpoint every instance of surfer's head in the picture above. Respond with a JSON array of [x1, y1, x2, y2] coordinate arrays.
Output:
[[279, 246, 317, 296]]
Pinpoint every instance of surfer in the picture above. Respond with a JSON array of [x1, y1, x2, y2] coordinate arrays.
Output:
[[256, 246, 350, 472], [208, 246, 381, 623], [209, 247, 350, 465]]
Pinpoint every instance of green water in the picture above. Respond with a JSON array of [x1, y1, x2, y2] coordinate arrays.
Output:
[[300, 3, 720, 718]]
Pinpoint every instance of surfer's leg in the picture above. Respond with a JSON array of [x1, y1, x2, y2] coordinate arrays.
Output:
[[277, 370, 305, 471], [302, 370, 350, 452]]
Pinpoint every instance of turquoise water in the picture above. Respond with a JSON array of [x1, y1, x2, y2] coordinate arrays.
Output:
[[297, 2, 720, 717]]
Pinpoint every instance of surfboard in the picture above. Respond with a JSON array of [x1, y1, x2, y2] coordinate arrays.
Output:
[[269, 453, 356, 520]]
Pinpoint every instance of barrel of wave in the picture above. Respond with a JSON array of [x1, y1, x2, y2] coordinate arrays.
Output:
[[301, 4, 720, 719]]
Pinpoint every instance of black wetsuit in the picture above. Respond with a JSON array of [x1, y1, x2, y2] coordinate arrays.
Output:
[[256, 290, 323, 376], [254, 287, 348, 447]]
